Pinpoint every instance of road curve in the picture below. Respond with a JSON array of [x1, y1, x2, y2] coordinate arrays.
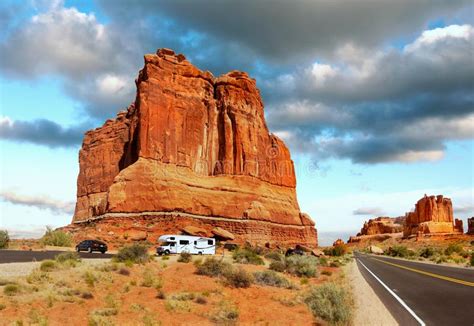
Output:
[[355, 252, 474, 326], [0, 250, 114, 263]]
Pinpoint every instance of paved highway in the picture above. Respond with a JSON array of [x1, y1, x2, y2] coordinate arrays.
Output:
[[355, 252, 474, 326], [0, 250, 113, 263]]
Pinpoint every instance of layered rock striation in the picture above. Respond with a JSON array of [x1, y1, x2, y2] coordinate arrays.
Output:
[[70, 48, 317, 247], [403, 195, 463, 237]]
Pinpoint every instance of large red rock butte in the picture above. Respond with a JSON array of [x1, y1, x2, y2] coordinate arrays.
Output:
[[404, 195, 463, 237], [348, 217, 404, 243], [468, 217, 474, 235], [68, 48, 317, 248]]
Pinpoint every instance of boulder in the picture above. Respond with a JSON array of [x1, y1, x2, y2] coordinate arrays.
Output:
[[128, 231, 147, 241], [181, 226, 208, 237], [369, 245, 384, 254], [311, 249, 325, 257], [211, 227, 235, 240]]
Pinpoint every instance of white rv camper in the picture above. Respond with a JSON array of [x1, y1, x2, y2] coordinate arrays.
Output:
[[156, 235, 216, 255]]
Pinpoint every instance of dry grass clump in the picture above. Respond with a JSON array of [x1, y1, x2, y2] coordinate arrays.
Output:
[[195, 257, 232, 277], [41, 226, 72, 247], [3, 284, 20, 296], [223, 267, 253, 288], [269, 255, 319, 278], [210, 301, 239, 324], [177, 252, 192, 263], [253, 270, 293, 289], [304, 283, 352, 325], [40, 260, 57, 272], [232, 247, 264, 265], [114, 244, 150, 264]]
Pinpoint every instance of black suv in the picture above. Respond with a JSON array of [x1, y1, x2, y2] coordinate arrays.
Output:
[[76, 240, 108, 254]]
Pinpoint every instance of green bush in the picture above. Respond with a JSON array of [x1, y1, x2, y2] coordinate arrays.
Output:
[[55, 252, 81, 263], [4, 284, 19, 296], [41, 227, 73, 247], [177, 252, 192, 263], [0, 230, 10, 249], [386, 245, 410, 258], [232, 248, 264, 265], [285, 255, 319, 277], [419, 247, 438, 258], [223, 268, 253, 288], [269, 260, 286, 272], [40, 260, 57, 272], [445, 243, 463, 256], [323, 245, 347, 257], [264, 251, 284, 262], [114, 244, 150, 264], [304, 283, 352, 325], [470, 254, 474, 267], [253, 270, 292, 288], [195, 257, 232, 277]]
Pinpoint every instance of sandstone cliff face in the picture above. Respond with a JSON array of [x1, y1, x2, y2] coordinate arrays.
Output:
[[467, 217, 474, 235], [403, 195, 463, 237], [71, 49, 316, 247]]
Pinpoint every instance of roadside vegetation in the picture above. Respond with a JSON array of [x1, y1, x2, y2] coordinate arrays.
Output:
[[0, 230, 10, 249], [113, 244, 150, 264], [41, 226, 73, 247]]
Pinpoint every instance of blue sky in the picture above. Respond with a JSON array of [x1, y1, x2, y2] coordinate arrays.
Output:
[[0, 0, 473, 245]]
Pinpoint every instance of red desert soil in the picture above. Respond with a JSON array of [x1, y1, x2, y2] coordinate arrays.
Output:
[[0, 256, 341, 325]]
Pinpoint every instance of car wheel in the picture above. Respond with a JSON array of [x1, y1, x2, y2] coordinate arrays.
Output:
[[88, 247, 93, 253], [164, 250, 170, 255], [100, 250, 106, 254], [198, 251, 203, 255]]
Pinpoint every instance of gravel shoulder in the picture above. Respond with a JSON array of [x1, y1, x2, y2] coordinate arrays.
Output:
[[0, 259, 111, 279], [347, 260, 398, 326]]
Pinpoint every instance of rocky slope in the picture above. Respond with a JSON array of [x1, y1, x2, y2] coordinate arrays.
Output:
[[66, 48, 317, 248]]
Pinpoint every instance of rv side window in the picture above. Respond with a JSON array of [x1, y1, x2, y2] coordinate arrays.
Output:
[[179, 240, 189, 245], [170, 237, 175, 240], [208, 240, 213, 245], [194, 241, 197, 245]]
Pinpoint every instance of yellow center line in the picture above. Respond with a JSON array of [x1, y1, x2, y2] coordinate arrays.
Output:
[[372, 258, 474, 287]]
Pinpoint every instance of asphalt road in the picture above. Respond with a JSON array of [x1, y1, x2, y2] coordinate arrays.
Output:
[[0, 250, 114, 263], [355, 252, 474, 326]]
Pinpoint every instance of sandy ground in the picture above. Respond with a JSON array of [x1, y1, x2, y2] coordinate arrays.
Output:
[[0, 259, 111, 278], [348, 260, 398, 326]]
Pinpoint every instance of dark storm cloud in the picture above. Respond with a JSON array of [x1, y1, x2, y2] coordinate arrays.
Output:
[[98, 0, 471, 63], [0, 117, 86, 148], [0, 0, 472, 163]]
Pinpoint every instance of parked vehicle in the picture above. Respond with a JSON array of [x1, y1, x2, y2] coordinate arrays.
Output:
[[285, 247, 305, 256], [76, 240, 108, 254], [156, 235, 215, 255]]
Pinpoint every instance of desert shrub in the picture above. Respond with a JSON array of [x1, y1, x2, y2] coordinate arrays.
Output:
[[26, 270, 50, 284], [195, 257, 231, 277], [92, 308, 118, 316], [324, 245, 347, 257], [161, 255, 170, 261], [223, 268, 253, 288], [210, 301, 239, 324], [83, 271, 97, 287], [55, 252, 81, 264], [40, 260, 57, 272], [4, 284, 19, 296], [445, 243, 463, 256], [114, 244, 149, 264], [118, 268, 130, 276], [156, 289, 166, 299], [0, 303, 6, 310], [165, 299, 191, 312], [300, 277, 309, 285], [0, 230, 10, 249], [41, 227, 72, 247], [329, 261, 341, 268], [386, 245, 410, 258], [81, 291, 94, 299], [195, 296, 207, 304], [419, 247, 436, 258], [171, 292, 195, 301], [322, 270, 332, 276], [253, 270, 292, 288], [470, 254, 474, 266], [304, 283, 352, 325], [264, 251, 284, 262], [177, 252, 192, 263], [319, 257, 328, 266], [285, 255, 318, 277], [269, 260, 286, 272], [141, 268, 158, 287], [232, 248, 264, 265]]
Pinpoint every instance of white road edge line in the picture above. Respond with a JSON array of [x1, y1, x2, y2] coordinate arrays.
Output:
[[357, 258, 426, 326]]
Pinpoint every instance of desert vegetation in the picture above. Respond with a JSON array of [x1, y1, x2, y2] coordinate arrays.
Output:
[[0, 245, 353, 325], [40, 226, 73, 247], [0, 230, 10, 249]]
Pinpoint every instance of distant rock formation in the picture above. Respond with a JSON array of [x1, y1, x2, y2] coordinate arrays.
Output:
[[403, 195, 463, 237], [66, 48, 317, 248], [332, 239, 344, 247], [348, 217, 404, 243], [467, 217, 474, 235]]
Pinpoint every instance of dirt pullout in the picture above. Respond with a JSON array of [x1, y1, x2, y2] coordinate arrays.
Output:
[[347, 260, 398, 326]]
